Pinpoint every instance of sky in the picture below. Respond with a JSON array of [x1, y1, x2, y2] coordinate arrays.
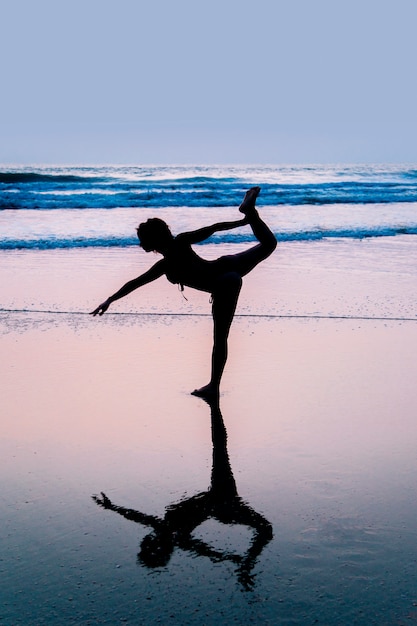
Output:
[[1, 0, 417, 164]]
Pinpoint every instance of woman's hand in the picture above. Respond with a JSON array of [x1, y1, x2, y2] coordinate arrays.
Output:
[[91, 299, 111, 316], [92, 492, 113, 509]]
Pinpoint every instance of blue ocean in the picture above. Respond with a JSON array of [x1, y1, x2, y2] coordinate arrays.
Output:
[[1, 164, 417, 251]]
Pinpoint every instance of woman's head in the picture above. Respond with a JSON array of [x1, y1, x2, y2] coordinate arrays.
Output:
[[137, 531, 174, 568], [136, 218, 173, 252]]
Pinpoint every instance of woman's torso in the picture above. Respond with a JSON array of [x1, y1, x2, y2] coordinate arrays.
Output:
[[164, 237, 222, 293]]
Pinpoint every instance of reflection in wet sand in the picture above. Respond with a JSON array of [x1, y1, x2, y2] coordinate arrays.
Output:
[[93, 397, 273, 590]]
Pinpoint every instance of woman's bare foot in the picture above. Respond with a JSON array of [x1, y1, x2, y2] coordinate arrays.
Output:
[[191, 383, 219, 400], [239, 186, 261, 216]]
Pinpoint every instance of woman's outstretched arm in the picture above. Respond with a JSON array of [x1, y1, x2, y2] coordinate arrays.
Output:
[[90, 259, 166, 316], [92, 492, 161, 529], [178, 218, 247, 245]]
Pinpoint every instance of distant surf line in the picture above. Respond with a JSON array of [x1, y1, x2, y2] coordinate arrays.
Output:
[[1, 308, 416, 323], [2, 225, 417, 250]]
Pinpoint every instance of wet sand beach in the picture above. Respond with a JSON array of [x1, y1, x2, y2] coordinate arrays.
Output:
[[1, 239, 417, 625]]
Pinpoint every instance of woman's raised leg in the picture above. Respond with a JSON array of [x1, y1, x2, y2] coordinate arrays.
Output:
[[192, 188, 276, 399], [235, 187, 277, 276], [216, 187, 277, 279]]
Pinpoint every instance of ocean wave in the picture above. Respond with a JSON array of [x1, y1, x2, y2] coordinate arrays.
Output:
[[0, 172, 105, 184], [2, 164, 417, 209], [2, 182, 417, 210], [2, 225, 417, 250]]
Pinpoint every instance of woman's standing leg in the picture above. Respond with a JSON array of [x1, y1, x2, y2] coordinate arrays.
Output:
[[192, 272, 242, 399], [192, 188, 276, 399]]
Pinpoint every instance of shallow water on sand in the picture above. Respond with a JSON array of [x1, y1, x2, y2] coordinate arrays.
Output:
[[1, 235, 416, 321], [1, 309, 417, 625]]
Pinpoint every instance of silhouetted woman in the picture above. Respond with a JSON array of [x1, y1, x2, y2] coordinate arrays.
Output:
[[91, 187, 276, 398], [93, 396, 273, 590]]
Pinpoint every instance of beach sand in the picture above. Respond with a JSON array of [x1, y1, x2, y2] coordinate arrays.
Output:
[[1, 239, 417, 625]]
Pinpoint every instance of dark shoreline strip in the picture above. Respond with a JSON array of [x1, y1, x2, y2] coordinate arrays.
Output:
[[0, 308, 416, 323]]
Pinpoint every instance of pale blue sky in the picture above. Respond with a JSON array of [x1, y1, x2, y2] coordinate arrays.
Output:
[[1, 0, 416, 164]]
